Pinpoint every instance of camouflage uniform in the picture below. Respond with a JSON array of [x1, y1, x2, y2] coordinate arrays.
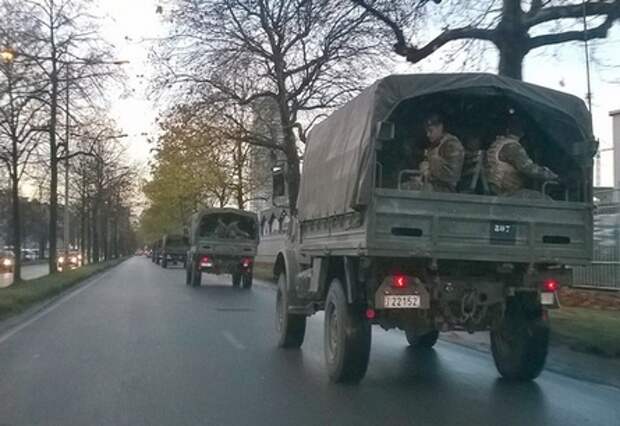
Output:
[[402, 133, 464, 192], [486, 135, 558, 196], [425, 133, 465, 192]]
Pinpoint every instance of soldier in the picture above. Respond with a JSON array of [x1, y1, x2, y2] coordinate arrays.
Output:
[[486, 114, 558, 197], [419, 114, 465, 192]]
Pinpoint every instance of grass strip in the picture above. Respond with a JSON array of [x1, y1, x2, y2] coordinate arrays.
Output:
[[0, 257, 127, 321], [550, 307, 620, 357]]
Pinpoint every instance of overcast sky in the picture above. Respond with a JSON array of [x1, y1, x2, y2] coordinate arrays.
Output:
[[96, 0, 620, 186]]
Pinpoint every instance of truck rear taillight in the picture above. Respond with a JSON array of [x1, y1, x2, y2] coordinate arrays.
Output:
[[391, 275, 409, 289], [241, 257, 253, 269], [200, 256, 213, 268], [543, 279, 559, 292]]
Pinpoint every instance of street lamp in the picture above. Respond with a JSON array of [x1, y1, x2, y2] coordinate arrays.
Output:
[[0, 47, 15, 64]]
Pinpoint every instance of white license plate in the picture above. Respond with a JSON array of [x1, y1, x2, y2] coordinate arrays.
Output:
[[540, 292, 555, 305], [384, 295, 421, 309]]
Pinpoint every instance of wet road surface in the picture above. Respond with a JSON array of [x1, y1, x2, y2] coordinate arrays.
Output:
[[0, 257, 617, 425]]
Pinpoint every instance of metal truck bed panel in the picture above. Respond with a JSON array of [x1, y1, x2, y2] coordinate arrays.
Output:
[[369, 189, 592, 264], [195, 239, 257, 257]]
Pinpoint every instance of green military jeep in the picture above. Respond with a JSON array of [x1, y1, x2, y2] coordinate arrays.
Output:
[[186, 208, 259, 288], [274, 73, 594, 383]]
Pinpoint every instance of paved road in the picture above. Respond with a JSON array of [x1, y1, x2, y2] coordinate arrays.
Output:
[[0, 257, 617, 425], [0, 263, 49, 288]]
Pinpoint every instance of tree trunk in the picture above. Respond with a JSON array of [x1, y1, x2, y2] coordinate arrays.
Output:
[[92, 202, 99, 263], [498, 45, 526, 79], [235, 140, 244, 209], [496, 0, 528, 80], [10, 175, 22, 283], [86, 203, 92, 264]]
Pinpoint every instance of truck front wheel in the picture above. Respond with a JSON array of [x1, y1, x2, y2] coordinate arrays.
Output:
[[276, 272, 306, 348], [324, 278, 371, 383], [406, 329, 439, 348], [491, 300, 549, 381]]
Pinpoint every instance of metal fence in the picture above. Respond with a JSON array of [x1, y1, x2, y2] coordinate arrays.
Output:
[[572, 202, 620, 290]]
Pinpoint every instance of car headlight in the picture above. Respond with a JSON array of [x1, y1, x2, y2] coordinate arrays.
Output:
[[70, 256, 77, 263], [58, 256, 65, 264], [2, 258, 12, 267]]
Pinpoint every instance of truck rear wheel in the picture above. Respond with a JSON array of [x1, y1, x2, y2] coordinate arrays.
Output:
[[276, 272, 306, 348], [324, 278, 371, 383], [491, 300, 549, 381], [406, 329, 439, 348], [191, 265, 201, 287], [232, 271, 241, 288], [242, 272, 252, 289]]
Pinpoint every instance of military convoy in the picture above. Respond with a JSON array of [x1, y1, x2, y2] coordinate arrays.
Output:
[[272, 73, 594, 383], [185, 208, 259, 288]]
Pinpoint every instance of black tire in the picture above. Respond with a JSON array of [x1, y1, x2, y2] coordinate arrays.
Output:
[[232, 271, 241, 288], [491, 300, 549, 381], [185, 261, 191, 286], [161, 257, 167, 268], [324, 278, 371, 383], [406, 329, 439, 348], [276, 272, 306, 348], [191, 265, 201, 287], [242, 272, 253, 289]]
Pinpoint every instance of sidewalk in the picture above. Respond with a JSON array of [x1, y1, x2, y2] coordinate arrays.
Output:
[[441, 331, 620, 389]]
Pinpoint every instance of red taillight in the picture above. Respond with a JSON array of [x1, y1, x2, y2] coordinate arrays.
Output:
[[392, 275, 408, 289], [365, 308, 376, 319], [200, 256, 212, 267], [241, 257, 253, 268], [543, 279, 559, 292]]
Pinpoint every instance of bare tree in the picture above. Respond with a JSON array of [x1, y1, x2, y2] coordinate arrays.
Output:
[[154, 0, 391, 210], [20, 0, 125, 273], [0, 1, 47, 282], [352, 0, 620, 79]]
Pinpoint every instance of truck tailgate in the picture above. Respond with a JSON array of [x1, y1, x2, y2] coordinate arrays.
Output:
[[370, 189, 592, 264]]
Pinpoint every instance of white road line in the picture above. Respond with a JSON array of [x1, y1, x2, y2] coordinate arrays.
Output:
[[0, 268, 115, 346], [222, 330, 246, 351]]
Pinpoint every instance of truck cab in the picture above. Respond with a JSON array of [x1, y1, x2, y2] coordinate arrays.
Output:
[[274, 73, 594, 383]]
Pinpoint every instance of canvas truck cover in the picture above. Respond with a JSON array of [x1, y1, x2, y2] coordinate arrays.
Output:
[[297, 73, 594, 221], [190, 208, 259, 244]]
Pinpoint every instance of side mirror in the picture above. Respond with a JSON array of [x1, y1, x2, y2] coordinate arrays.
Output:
[[376, 121, 395, 141]]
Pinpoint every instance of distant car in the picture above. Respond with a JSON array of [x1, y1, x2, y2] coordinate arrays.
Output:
[[0, 250, 15, 273], [57, 251, 82, 271], [21, 249, 37, 262]]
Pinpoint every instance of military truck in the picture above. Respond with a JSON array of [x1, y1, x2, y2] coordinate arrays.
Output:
[[273, 73, 594, 383], [186, 208, 259, 288], [160, 234, 189, 268]]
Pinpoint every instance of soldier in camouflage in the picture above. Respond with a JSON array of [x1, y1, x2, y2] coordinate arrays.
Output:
[[486, 115, 558, 196], [403, 114, 465, 192]]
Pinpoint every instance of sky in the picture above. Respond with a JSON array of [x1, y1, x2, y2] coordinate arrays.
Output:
[[95, 0, 620, 187]]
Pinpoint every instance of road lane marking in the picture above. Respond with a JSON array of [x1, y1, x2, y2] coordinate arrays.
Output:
[[222, 330, 246, 351], [0, 267, 116, 346]]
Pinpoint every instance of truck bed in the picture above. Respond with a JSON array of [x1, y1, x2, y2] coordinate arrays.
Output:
[[300, 189, 592, 265]]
